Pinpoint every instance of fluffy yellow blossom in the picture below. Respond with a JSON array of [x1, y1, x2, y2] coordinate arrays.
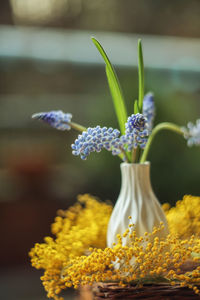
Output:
[[29, 194, 112, 300], [60, 223, 200, 298], [30, 194, 200, 300], [163, 195, 200, 239]]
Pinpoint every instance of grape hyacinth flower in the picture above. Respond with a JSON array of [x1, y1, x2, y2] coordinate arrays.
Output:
[[32, 110, 72, 131], [71, 114, 149, 161], [182, 119, 200, 147], [124, 113, 149, 150], [142, 93, 155, 132], [71, 126, 122, 160]]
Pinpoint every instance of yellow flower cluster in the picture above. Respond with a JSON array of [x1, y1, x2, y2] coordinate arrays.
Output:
[[62, 222, 200, 292], [29, 194, 112, 300], [163, 195, 200, 239], [30, 195, 200, 300]]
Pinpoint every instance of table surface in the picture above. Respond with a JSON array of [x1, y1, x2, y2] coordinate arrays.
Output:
[[0, 266, 77, 300]]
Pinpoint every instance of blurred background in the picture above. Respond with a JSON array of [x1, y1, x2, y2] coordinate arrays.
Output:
[[0, 0, 200, 299]]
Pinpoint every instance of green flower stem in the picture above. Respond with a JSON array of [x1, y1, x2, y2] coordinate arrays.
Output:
[[68, 121, 87, 132], [132, 147, 142, 163], [120, 148, 129, 163], [132, 148, 137, 162], [140, 122, 184, 163]]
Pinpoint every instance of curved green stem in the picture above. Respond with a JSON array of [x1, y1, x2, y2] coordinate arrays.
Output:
[[67, 121, 87, 132], [140, 122, 184, 163]]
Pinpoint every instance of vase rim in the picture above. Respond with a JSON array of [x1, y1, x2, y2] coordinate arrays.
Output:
[[121, 161, 150, 166]]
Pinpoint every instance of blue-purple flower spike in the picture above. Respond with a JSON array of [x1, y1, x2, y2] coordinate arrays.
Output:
[[71, 114, 149, 160], [71, 126, 122, 160], [182, 119, 200, 147], [142, 93, 155, 132], [32, 110, 72, 131], [124, 113, 149, 150]]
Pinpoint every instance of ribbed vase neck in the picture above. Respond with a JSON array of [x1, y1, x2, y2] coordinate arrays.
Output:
[[120, 162, 151, 192]]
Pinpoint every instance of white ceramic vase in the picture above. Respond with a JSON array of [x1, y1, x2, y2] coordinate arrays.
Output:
[[107, 162, 169, 247]]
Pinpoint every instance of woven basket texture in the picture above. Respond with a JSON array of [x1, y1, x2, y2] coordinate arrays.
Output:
[[91, 282, 200, 299]]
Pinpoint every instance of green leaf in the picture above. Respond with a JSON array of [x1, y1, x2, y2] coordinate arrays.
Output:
[[138, 39, 144, 113], [134, 99, 139, 114], [91, 37, 127, 134]]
